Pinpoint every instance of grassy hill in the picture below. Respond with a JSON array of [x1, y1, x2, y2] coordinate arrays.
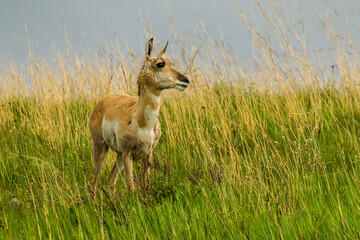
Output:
[[2, 78, 360, 238]]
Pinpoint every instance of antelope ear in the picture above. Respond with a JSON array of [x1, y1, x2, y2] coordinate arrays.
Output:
[[158, 41, 168, 57], [145, 38, 154, 60]]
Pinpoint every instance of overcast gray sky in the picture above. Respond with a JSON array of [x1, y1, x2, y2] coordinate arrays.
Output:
[[0, 0, 359, 66]]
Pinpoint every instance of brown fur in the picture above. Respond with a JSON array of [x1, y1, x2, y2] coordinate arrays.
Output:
[[89, 38, 189, 196]]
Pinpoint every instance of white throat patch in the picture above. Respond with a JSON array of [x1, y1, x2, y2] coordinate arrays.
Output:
[[144, 85, 160, 102]]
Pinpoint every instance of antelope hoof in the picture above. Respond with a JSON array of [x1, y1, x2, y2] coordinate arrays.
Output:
[[109, 186, 115, 195], [89, 188, 97, 200], [128, 185, 135, 192]]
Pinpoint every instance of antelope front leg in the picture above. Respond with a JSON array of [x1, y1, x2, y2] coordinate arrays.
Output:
[[123, 153, 134, 192], [143, 153, 151, 189]]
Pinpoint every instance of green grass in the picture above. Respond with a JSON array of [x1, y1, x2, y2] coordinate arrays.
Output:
[[1, 85, 360, 239]]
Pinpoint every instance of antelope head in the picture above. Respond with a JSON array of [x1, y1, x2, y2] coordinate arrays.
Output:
[[144, 38, 190, 91]]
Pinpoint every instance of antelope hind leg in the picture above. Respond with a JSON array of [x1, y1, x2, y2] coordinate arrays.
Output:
[[91, 143, 108, 197], [108, 152, 124, 194]]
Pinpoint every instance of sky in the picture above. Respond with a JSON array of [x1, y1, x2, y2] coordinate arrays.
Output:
[[0, 0, 359, 66]]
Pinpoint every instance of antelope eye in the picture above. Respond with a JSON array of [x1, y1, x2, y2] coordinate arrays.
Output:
[[156, 62, 165, 68]]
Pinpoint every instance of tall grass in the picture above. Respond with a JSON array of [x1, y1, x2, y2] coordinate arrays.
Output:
[[1, 1, 360, 239]]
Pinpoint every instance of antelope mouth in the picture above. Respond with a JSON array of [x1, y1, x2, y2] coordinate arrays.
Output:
[[176, 83, 189, 88], [176, 82, 189, 91]]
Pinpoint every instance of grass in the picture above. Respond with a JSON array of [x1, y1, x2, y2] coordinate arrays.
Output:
[[1, 1, 360, 239], [2, 84, 360, 239]]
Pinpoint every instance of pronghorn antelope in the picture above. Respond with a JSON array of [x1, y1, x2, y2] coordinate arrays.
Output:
[[89, 38, 189, 196]]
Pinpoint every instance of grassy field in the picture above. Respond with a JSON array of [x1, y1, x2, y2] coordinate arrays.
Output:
[[1, 4, 360, 239]]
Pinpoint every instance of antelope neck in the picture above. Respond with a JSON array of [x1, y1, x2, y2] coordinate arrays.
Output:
[[133, 84, 161, 129]]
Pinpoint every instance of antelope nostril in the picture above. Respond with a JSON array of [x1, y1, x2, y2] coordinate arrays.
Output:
[[176, 72, 190, 84], [182, 77, 189, 84]]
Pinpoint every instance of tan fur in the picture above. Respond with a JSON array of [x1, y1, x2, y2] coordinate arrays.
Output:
[[89, 38, 190, 196]]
